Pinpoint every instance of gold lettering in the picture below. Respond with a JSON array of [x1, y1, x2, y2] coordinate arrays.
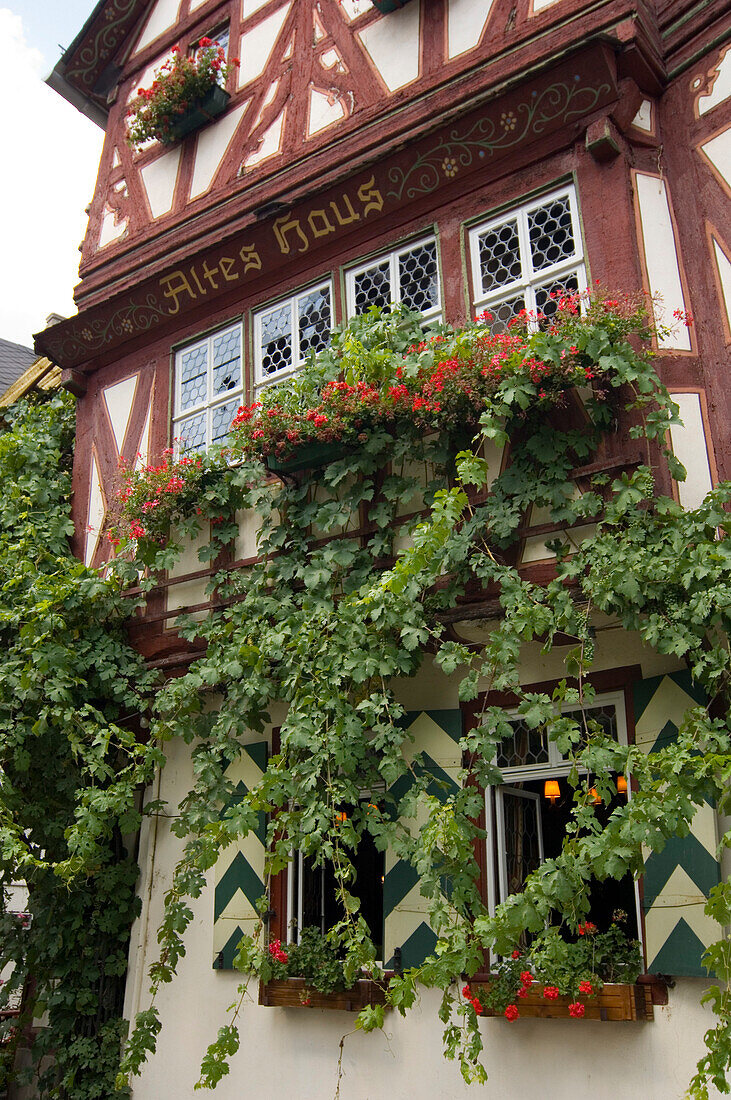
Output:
[[190, 266, 207, 296], [219, 257, 239, 282], [308, 208, 336, 239], [202, 260, 220, 289], [159, 269, 197, 315], [329, 194, 360, 226], [273, 214, 309, 255], [357, 175, 384, 218], [239, 244, 262, 274]]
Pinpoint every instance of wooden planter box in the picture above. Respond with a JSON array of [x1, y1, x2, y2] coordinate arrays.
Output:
[[166, 85, 230, 142], [259, 977, 388, 1012], [372, 0, 414, 11], [475, 982, 653, 1022], [265, 441, 350, 474]]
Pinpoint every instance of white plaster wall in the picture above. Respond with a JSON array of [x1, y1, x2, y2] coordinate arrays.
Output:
[[634, 173, 691, 352], [123, 632, 720, 1100]]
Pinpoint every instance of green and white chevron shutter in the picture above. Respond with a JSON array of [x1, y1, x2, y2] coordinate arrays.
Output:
[[383, 710, 462, 970], [633, 671, 721, 976], [213, 741, 268, 969]]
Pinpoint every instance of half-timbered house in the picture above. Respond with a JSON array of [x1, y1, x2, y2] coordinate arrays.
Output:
[[36, 0, 731, 1095]]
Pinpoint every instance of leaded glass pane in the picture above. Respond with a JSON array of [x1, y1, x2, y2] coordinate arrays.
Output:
[[212, 326, 242, 396], [353, 261, 391, 313], [534, 272, 580, 324], [398, 241, 439, 313], [211, 397, 240, 446], [177, 411, 206, 454], [563, 704, 617, 750], [259, 303, 293, 378], [497, 719, 549, 769], [179, 343, 208, 411], [485, 294, 525, 335], [298, 286, 332, 360], [528, 194, 576, 273], [503, 793, 542, 896], [477, 218, 522, 293]]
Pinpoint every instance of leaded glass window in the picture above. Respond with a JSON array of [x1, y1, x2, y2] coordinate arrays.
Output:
[[173, 321, 243, 453], [254, 282, 333, 389], [346, 237, 441, 322], [469, 186, 586, 333]]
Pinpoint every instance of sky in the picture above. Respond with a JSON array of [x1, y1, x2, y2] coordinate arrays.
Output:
[[0, 3, 105, 349]]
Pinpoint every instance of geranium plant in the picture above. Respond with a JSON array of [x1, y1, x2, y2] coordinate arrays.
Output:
[[126, 38, 238, 148], [228, 292, 638, 465], [479, 917, 643, 1020], [242, 928, 350, 996]]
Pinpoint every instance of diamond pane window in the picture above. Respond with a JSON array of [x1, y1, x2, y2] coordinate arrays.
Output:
[[469, 186, 586, 331], [346, 237, 441, 322], [254, 282, 333, 390], [173, 322, 243, 453], [497, 694, 626, 782]]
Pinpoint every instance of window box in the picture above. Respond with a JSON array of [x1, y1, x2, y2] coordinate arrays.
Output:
[[475, 981, 654, 1022], [372, 0, 415, 11], [168, 85, 230, 143], [265, 441, 351, 474], [259, 977, 388, 1012]]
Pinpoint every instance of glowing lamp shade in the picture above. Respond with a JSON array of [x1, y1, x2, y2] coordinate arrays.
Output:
[[617, 775, 628, 795], [544, 779, 560, 805], [589, 787, 602, 805]]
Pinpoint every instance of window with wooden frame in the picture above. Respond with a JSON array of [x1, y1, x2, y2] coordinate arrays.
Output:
[[468, 184, 587, 333], [345, 236, 442, 323], [189, 21, 230, 75], [253, 280, 334, 392], [286, 812, 385, 959], [173, 320, 243, 453], [483, 690, 642, 944]]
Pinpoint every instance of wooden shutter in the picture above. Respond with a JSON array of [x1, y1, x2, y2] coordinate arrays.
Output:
[[383, 710, 462, 970], [212, 741, 268, 970], [633, 671, 721, 976]]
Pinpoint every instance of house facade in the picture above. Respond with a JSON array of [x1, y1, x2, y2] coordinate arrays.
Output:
[[37, 0, 730, 1096]]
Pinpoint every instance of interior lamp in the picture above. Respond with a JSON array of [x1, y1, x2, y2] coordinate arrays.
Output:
[[544, 779, 560, 806], [617, 774, 628, 795]]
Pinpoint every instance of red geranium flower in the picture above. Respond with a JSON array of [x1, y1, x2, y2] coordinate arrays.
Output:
[[504, 1004, 519, 1022]]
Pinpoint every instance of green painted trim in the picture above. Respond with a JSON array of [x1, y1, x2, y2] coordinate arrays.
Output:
[[643, 834, 719, 910], [647, 917, 711, 978], [400, 709, 463, 742], [386, 921, 438, 970], [214, 924, 246, 971], [214, 851, 265, 921], [383, 860, 420, 917]]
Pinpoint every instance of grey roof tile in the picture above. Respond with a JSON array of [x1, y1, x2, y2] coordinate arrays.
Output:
[[0, 338, 38, 390]]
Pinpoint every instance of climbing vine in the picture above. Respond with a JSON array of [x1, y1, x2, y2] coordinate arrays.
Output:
[[0, 291, 729, 1098], [0, 393, 159, 1098], [111, 295, 730, 1095]]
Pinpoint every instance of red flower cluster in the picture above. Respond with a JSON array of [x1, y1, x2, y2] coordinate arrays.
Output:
[[112, 446, 204, 545], [568, 1002, 586, 1018], [462, 985, 483, 1015], [577, 922, 597, 937], [578, 980, 594, 996], [268, 938, 288, 964], [542, 985, 560, 1000], [504, 1004, 520, 1022], [126, 38, 238, 147]]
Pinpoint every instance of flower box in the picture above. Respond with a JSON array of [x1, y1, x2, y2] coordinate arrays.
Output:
[[475, 982, 653, 1022], [167, 85, 230, 143], [265, 441, 351, 474], [259, 977, 388, 1012], [372, 0, 415, 11]]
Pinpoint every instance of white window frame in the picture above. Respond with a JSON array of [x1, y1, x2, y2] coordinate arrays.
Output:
[[173, 320, 243, 453], [345, 235, 442, 323], [253, 280, 334, 392], [484, 691, 642, 949], [468, 184, 587, 326]]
